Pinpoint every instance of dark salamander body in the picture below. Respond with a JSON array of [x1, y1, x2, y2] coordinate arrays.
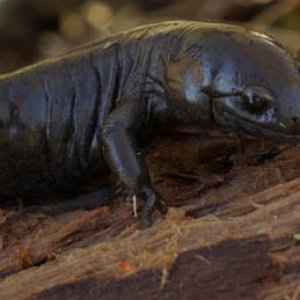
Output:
[[1, 21, 300, 226]]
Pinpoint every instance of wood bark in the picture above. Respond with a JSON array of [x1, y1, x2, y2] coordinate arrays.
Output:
[[0, 134, 300, 299]]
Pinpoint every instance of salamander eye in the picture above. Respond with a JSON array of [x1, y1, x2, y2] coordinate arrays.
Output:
[[242, 86, 273, 114]]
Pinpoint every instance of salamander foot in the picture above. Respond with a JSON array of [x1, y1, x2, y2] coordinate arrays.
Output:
[[139, 187, 168, 228]]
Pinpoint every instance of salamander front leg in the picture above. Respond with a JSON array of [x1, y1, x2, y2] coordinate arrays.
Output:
[[100, 100, 168, 227]]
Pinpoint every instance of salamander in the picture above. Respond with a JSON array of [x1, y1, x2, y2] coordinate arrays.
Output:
[[1, 20, 300, 227]]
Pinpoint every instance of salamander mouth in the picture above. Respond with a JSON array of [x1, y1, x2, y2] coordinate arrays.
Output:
[[214, 111, 300, 141]]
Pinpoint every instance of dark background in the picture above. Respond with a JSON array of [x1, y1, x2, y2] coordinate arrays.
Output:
[[0, 0, 300, 74]]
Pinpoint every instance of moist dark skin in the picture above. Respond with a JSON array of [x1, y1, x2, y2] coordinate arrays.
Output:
[[1, 21, 300, 227]]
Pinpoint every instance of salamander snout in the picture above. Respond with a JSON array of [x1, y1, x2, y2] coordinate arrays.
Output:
[[274, 85, 300, 136], [280, 115, 300, 134]]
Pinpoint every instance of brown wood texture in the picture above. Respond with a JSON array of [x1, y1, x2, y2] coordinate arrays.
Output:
[[0, 134, 300, 300]]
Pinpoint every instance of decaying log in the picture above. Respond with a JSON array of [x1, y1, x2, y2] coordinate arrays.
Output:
[[0, 134, 300, 300]]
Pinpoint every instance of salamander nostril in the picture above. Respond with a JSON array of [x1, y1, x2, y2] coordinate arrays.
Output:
[[292, 116, 299, 123]]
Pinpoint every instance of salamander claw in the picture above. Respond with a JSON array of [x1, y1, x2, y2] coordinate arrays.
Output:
[[139, 187, 168, 228], [156, 197, 168, 215]]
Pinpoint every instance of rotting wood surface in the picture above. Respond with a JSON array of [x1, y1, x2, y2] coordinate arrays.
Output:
[[0, 134, 300, 300]]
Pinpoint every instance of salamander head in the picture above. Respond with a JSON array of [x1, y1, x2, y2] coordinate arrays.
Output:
[[211, 34, 300, 141]]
